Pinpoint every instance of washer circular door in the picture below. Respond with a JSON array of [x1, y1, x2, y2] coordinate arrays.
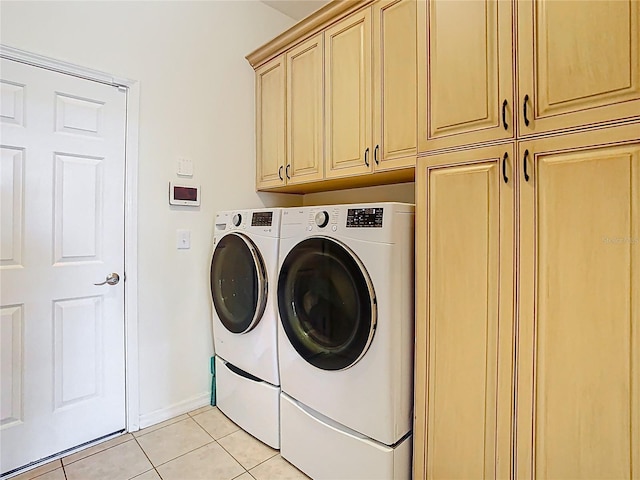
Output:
[[210, 233, 267, 334], [277, 237, 377, 371]]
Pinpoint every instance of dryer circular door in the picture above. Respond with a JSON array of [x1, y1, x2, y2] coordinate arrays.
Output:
[[210, 233, 268, 334], [277, 237, 377, 371]]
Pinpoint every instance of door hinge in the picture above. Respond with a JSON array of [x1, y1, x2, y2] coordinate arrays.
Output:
[[116, 85, 127, 93]]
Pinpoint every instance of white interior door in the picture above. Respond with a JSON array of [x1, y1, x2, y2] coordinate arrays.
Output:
[[0, 58, 127, 474]]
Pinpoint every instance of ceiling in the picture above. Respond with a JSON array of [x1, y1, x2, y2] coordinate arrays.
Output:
[[261, 0, 330, 21]]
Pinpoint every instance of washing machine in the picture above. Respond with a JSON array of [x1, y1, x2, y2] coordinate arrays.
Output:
[[210, 208, 281, 449], [277, 203, 415, 479]]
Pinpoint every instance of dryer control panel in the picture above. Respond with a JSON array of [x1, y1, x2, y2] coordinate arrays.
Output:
[[251, 211, 274, 227], [346, 208, 384, 228]]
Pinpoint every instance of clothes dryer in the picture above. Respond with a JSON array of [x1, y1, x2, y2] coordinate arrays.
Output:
[[277, 203, 415, 479], [210, 208, 281, 448]]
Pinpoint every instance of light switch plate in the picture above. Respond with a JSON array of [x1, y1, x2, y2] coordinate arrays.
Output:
[[177, 229, 191, 249], [177, 158, 193, 177]]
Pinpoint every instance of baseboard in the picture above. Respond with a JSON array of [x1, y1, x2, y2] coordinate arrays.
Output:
[[137, 392, 211, 430]]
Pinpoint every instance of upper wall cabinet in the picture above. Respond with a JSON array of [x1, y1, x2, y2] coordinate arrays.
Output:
[[249, 0, 416, 192], [517, 0, 640, 136], [255, 55, 286, 189], [286, 33, 324, 185], [325, 8, 372, 179], [373, 0, 418, 170], [418, 0, 514, 152], [325, 0, 417, 180]]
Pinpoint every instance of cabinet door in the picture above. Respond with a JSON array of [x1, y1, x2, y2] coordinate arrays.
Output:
[[516, 124, 640, 479], [286, 34, 324, 185], [372, 0, 417, 171], [325, 8, 372, 179], [256, 55, 286, 189], [517, 0, 640, 135], [414, 144, 515, 480], [417, 0, 514, 153]]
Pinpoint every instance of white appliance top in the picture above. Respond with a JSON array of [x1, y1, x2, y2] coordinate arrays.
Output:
[[281, 202, 414, 242], [214, 208, 282, 239]]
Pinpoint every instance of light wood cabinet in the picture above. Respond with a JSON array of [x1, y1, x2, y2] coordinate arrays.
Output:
[[414, 123, 640, 479], [324, 8, 372, 179], [373, 0, 418, 170], [414, 144, 515, 480], [515, 124, 640, 479], [517, 0, 640, 135], [250, 0, 417, 192], [286, 33, 324, 185], [324, 0, 417, 180], [255, 55, 286, 189], [417, 0, 514, 152], [418, 0, 640, 154]]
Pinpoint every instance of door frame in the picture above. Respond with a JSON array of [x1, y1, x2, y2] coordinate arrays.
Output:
[[0, 44, 141, 433]]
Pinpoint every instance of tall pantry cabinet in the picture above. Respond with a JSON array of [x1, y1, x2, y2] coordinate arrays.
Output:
[[515, 126, 639, 480], [413, 0, 640, 478]]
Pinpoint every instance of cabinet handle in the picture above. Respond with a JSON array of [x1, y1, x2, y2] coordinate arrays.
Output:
[[502, 152, 508, 184], [523, 149, 530, 182], [502, 99, 508, 130], [374, 145, 379, 165], [364, 147, 370, 167], [278, 165, 283, 181], [286, 164, 291, 179], [523, 94, 530, 127]]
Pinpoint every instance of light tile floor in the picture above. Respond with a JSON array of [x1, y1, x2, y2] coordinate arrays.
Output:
[[12, 405, 310, 480]]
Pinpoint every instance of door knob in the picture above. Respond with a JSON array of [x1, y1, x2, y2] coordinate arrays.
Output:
[[94, 273, 120, 286]]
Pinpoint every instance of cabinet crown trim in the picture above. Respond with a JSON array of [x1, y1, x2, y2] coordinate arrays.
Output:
[[246, 0, 371, 68]]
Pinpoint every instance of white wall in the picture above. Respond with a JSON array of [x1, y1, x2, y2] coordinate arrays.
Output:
[[0, 0, 300, 425]]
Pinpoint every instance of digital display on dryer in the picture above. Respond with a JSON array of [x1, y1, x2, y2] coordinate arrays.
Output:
[[251, 211, 273, 226], [346, 208, 383, 227]]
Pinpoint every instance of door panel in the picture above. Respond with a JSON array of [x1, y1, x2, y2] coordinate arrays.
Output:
[[0, 58, 126, 474], [418, 0, 513, 152], [54, 154, 103, 262], [517, 125, 640, 479], [287, 34, 324, 184], [414, 144, 515, 479], [325, 9, 372, 178], [54, 297, 103, 407], [0, 304, 23, 429], [256, 56, 286, 189], [517, 0, 640, 134], [373, 0, 417, 169], [0, 146, 23, 267]]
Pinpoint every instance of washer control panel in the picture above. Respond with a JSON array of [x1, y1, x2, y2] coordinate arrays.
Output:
[[346, 207, 384, 228]]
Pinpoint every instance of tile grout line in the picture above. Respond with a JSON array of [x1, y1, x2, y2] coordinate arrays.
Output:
[[133, 415, 188, 439], [136, 437, 217, 471], [247, 450, 281, 473], [131, 436, 159, 480], [214, 439, 250, 474], [133, 413, 220, 475], [60, 436, 134, 467], [215, 435, 279, 474]]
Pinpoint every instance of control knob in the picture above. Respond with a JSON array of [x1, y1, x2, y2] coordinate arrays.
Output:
[[232, 213, 242, 227], [315, 211, 329, 228]]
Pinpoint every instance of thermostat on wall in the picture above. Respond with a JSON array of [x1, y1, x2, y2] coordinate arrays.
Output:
[[169, 182, 200, 206]]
